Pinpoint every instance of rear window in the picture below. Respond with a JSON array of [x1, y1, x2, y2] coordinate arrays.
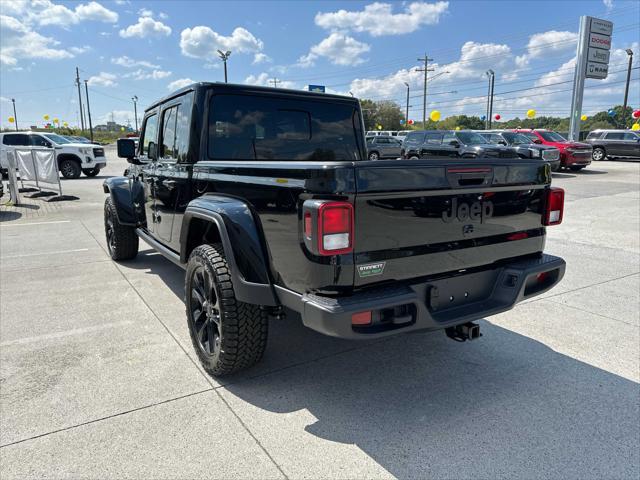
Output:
[[208, 94, 362, 161]]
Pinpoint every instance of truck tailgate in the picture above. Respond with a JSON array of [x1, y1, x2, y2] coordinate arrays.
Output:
[[353, 159, 551, 287]]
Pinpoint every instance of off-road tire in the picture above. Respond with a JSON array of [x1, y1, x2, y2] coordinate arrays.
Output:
[[104, 197, 138, 260], [592, 147, 606, 161], [82, 167, 101, 177], [59, 158, 81, 179], [185, 244, 268, 376]]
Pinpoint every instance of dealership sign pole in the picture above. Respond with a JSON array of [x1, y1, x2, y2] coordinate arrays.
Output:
[[568, 16, 613, 141]]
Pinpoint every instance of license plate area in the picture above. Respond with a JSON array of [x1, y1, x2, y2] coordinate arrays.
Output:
[[426, 269, 499, 314]]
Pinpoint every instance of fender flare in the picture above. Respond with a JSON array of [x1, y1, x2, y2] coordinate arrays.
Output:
[[181, 195, 277, 307], [103, 177, 145, 226]]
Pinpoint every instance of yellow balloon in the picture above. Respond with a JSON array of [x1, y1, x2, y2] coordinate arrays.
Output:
[[43, 114, 49, 121], [429, 110, 441, 122], [632, 123, 640, 131], [581, 114, 588, 121], [63, 121, 68, 126], [53, 118, 59, 123], [8, 116, 15, 123], [377, 125, 382, 130], [121, 126, 125, 132], [526, 109, 536, 119], [455, 126, 461, 131]]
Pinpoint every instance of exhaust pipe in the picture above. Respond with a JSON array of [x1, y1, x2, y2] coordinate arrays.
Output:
[[445, 322, 482, 342]]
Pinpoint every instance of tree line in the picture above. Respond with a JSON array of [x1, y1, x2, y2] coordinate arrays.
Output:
[[360, 99, 637, 132]]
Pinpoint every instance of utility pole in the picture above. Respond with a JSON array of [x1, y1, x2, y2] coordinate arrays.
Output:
[[84, 80, 94, 142], [403, 82, 410, 125], [485, 70, 495, 129], [270, 78, 280, 88], [217, 50, 231, 83], [622, 49, 634, 128], [11, 98, 18, 131], [75, 67, 85, 131], [132, 95, 139, 132], [416, 54, 434, 127]]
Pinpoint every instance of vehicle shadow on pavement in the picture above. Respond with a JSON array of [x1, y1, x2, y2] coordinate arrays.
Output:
[[223, 320, 639, 479], [574, 169, 609, 175], [116, 246, 638, 478], [0, 210, 23, 222], [551, 172, 577, 179]]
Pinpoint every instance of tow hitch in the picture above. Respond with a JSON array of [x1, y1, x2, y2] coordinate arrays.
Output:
[[445, 322, 482, 342]]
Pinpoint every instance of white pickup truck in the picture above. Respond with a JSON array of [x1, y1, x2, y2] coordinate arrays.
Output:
[[0, 131, 107, 179]]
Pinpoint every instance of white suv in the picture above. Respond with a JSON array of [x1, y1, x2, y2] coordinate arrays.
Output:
[[0, 131, 107, 179]]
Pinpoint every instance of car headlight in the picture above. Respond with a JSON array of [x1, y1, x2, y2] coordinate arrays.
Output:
[[534, 149, 542, 157]]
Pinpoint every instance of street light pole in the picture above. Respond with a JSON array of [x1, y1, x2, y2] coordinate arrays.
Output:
[[486, 70, 495, 129], [622, 48, 634, 129], [11, 98, 18, 131], [217, 50, 231, 83], [84, 80, 94, 142], [132, 95, 138, 132], [403, 82, 410, 125]]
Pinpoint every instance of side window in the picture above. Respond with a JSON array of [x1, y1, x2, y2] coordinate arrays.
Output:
[[623, 133, 638, 141], [3, 134, 29, 146], [378, 137, 390, 144], [586, 132, 601, 140], [424, 132, 443, 144], [442, 132, 456, 143], [141, 113, 158, 157], [160, 106, 178, 159], [30, 135, 49, 147], [605, 132, 624, 140]]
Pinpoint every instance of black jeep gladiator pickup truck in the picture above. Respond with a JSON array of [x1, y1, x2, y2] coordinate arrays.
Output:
[[104, 83, 566, 376]]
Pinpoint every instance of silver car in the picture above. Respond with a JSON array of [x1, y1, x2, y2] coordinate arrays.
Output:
[[366, 136, 402, 160]]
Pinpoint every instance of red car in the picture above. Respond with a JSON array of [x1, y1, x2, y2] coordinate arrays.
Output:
[[513, 129, 592, 171]]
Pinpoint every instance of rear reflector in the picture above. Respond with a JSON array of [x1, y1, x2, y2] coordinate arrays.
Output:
[[507, 232, 529, 241], [351, 311, 372, 326], [543, 187, 565, 226], [304, 211, 312, 240], [318, 202, 354, 255]]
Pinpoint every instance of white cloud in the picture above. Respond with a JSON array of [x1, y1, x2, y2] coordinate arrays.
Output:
[[0, 96, 10, 102], [297, 33, 370, 67], [12, 1, 119, 27], [315, 1, 449, 36], [0, 14, 73, 65], [159, 12, 169, 20], [515, 30, 578, 68], [69, 45, 91, 54], [124, 69, 172, 80], [443, 41, 512, 80], [603, 0, 614, 11], [74, 2, 118, 23], [168, 78, 194, 90], [87, 72, 118, 87], [252, 52, 272, 64], [180, 26, 264, 58], [111, 55, 160, 69], [244, 72, 297, 89], [119, 16, 172, 38], [138, 8, 153, 17]]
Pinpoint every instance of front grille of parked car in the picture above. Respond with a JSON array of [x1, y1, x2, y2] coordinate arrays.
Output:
[[542, 150, 559, 160], [93, 148, 105, 157], [567, 148, 591, 156]]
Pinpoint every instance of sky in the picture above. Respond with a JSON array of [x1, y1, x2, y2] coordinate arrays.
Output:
[[1, 0, 639, 129]]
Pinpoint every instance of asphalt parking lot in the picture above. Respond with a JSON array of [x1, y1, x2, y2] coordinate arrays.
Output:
[[1, 149, 638, 479]]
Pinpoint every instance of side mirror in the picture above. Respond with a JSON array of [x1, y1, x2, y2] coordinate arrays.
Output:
[[449, 140, 460, 148], [498, 141, 507, 146], [117, 138, 136, 160], [44, 141, 52, 148], [534, 139, 543, 144]]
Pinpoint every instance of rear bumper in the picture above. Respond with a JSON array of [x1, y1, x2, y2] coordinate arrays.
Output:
[[283, 254, 565, 339]]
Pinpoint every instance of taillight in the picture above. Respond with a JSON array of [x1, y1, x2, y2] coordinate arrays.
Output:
[[318, 202, 354, 255], [543, 187, 564, 226], [304, 211, 312, 240]]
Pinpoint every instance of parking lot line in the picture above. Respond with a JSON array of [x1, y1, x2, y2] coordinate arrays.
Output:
[[0, 220, 71, 227], [0, 320, 133, 347], [1, 248, 89, 259]]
